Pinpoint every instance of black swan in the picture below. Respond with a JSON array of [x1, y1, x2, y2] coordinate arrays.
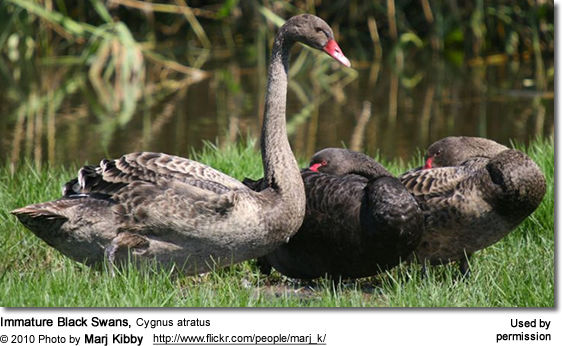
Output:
[[11, 14, 351, 274], [400, 137, 546, 275], [244, 148, 424, 279]]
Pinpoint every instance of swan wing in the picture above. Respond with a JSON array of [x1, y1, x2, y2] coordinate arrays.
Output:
[[301, 172, 365, 221], [64, 152, 248, 197], [400, 154, 494, 197], [399, 166, 470, 197], [456, 156, 493, 172], [110, 179, 240, 236]]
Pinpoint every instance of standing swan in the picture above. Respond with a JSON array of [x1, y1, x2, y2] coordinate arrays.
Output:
[[11, 14, 351, 274]]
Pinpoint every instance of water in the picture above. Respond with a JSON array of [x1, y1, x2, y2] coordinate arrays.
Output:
[[0, 50, 554, 167]]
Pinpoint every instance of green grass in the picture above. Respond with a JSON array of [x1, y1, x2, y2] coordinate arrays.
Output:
[[0, 137, 554, 307]]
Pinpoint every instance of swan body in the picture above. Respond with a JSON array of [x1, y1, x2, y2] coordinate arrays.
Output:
[[400, 137, 546, 273], [246, 148, 424, 279], [16, 153, 284, 271], [11, 15, 350, 274]]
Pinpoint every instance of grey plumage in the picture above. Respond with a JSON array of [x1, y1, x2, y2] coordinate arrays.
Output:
[[424, 136, 509, 168], [11, 14, 350, 274], [400, 137, 546, 273]]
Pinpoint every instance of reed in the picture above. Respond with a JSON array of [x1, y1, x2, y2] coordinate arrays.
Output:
[[2, 1, 552, 74]]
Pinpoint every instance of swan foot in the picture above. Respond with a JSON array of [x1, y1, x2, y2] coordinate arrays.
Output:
[[104, 243, 118, 277], [256, 257, 272, 276], [458, 254, 472, 279], [420, 262, 429, 280], [104, 232, 150, 276]]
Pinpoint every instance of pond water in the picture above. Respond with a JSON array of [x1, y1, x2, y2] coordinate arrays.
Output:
[[0, 47, 554, 167]]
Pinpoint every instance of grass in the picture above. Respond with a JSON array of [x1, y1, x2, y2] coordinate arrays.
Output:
[[0, 137, 554, 307]]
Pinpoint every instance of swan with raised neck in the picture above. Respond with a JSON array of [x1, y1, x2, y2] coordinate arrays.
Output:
[[11, 14, 350, 274]]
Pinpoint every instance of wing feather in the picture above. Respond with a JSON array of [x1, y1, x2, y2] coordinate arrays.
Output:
[[64, 152, 248, 197], [399, 166, 470, 197], [399, 155, 495, 198], [110, 179, 238, 237]]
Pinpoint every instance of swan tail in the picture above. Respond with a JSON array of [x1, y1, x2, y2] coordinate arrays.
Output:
[[11, 198, 114, 265], [11, 200, 71, 244]]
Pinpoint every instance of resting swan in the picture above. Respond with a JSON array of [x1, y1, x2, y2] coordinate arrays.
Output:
[[244, 148, 424, 279], [400, 137, 546, 275]]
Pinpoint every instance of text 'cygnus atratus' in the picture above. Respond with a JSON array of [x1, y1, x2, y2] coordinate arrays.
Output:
[[11, 14, 351, 274], [245, 148, 423, 279]]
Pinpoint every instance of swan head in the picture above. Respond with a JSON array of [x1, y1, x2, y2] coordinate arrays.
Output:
[[423, 138, 457, 169], [424, 136, 508, 169], [281, 14, 351, 67], [309, 148, 360, 174], [308, 148, 389, 179]]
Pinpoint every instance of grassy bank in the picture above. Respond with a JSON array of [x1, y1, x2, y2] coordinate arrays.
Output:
[[0, 137, 554, 307]]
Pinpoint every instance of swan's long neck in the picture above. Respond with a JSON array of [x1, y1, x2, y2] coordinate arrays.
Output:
[[260, 33, 304, 203], [349, 161, 392, 180], [334, 151, 392, 179]]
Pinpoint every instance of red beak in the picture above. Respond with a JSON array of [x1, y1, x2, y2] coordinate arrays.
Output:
[[423, 157, 433, 169], [323, 39, 351, 67], [309, 163, 322, 172]]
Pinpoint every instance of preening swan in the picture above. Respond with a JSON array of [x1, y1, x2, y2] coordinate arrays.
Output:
[[245, 148, 423, 279], [400, 137, 546, 275]]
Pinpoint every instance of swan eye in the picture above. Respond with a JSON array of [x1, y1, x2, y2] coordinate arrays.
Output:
[[315, 27, 329, 38], [321, 160, 327, 166]]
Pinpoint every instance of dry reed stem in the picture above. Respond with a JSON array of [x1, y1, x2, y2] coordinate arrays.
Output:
[[386, 0, 398, 41], [34, 107, 43, 169], [367, 16, 382, 61], [174, 0, 211, 49], [419, 85, 435, 143], [10, 108, 26, 169], [47, 90, 56, 163], [420, 0, 434, 23], [143, 50, 209, 80], [388, 72, 398, 125], [350, 101, 372, 151], [109, 0, 216, 18]]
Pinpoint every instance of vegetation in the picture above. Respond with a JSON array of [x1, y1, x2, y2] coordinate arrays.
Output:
[[0, 136, 553, 307], [1, 1, 554, 61], [0, 1, 554, 170], [0, 2, 554, 308]]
